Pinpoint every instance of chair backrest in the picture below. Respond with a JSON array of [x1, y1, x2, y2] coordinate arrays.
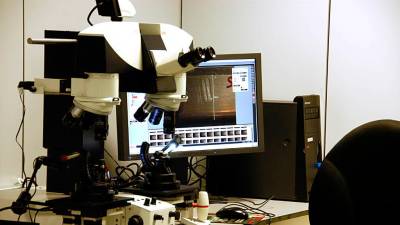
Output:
[[309, 120, 400, 225]]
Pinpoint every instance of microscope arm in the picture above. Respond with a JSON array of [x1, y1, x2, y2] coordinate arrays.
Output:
[[18, 72, 121, 117], [19, 78, 69, 95]]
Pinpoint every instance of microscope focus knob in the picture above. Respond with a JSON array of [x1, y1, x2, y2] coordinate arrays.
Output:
[[144, 198, 151, 206], [128, 215, 144, 225], [151, 197, 157, 205], [169, 211, 181, 220], [154, 214, 164, 221]]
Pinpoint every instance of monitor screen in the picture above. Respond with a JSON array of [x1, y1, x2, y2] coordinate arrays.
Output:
[[117, 53, 263, 160]]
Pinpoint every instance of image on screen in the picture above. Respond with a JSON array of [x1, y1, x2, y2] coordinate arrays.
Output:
[[118, 54, 262, 158]]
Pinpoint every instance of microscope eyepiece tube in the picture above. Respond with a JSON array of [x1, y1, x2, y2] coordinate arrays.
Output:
[[149, 107, 164, 125], [163, 111, 176, 134], [204, 47, 216, 61], [134, 101, 153, 122], [178, 47, 206, 67]]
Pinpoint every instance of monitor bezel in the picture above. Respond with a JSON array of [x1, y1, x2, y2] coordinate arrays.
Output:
[[116, 53, 264, 160]]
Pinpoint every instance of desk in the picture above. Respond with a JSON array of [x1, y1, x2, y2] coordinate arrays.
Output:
[[0, 187, 64, 224], [209, 198, 309, 225], [0, 188, 309, 225]]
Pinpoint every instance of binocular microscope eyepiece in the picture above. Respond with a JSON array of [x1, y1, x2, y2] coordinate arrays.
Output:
[[133, 47, 216, 134]]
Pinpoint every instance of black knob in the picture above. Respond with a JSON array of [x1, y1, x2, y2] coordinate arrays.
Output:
[[144, 198, 151, 206], [128, 215, 143, 225], [62, 110, 83, 129], [169, 211, 181, 220], [151, 197, 157, 205], [154, 214, 164, 221]]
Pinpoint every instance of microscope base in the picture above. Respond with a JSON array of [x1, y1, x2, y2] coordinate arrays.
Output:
[[45, 196, 133, 218]]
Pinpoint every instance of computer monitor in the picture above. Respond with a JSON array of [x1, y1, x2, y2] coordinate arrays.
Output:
[[117, 53, 264, 160]]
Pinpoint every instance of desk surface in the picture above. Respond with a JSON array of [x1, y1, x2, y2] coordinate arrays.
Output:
[[208, 198, 308, 223], [0, 188, 308, 224], [0, 187, 64, 224]]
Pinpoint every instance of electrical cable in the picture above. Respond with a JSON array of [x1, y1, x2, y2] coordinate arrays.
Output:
[[33, 207, 51, 223], [104, 149, 129, 177], [21, 177, 37, 189], [187, 168, 192, 184], [191, 157, 207, 168], [187, 157, 194, 183], [33, 209, 40, 224], [323, 0, 332, 158], [189, 157, 206, 178], [33, 210, 40, 224], [27, 202, 35, 223], [104, 149, 120, 166], [222, 196, 274, 210], [187, 157, 207, 189], [233, 196, 274, 208], [115, 162, 143, 179], [216, 196, 276, 224], [87, 2, 104, 26], [31, 182, 38, 202], [126, 162, 141, 173], [28, 205, 33, 223], [219, 202, 275, 221], [16, 88, 27, 180], [0, 206, 12, 212], [5, 205, 52, 224], [115, 166, 135, 177], [191, 156, 207, 165], [193, 164, 207, 171], [20, 0, 27, 183], [104, 149, 145, 188]]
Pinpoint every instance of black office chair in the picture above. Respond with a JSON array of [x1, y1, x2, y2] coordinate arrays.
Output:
[[309, 120, 400, 225]]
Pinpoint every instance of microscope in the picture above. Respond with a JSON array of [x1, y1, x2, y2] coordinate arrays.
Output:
[[14, 0, 215, 223]]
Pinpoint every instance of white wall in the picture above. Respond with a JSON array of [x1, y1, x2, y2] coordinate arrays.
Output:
[[325, 0, 400, 151], [182, 0, 330, 149], [0, 0, 24, 189], [0, 0, 181, 188]]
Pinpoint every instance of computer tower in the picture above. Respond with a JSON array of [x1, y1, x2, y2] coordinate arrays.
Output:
[[293, 95, 322, 200], [206, 101, 301, 201]]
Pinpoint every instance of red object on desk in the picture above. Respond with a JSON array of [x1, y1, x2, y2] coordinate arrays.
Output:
[[192, 202, 209, 208]]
